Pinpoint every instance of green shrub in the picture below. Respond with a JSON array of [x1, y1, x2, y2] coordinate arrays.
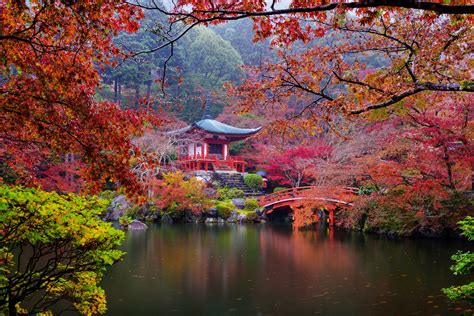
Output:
[[217, 187, 245, 200], [126, 205, 140, 218], [0, 185, 125, 315], [244, 174, 263, 192], [244, 198, 259, 212], [273, 187, 287, 193], [357, 183, 378, 195], [118, 215, 133, 227], [216, 200, 235, 219], [99, 190, 119, 200], [246, 212, 260, 222], [442, 216, 474, 305]]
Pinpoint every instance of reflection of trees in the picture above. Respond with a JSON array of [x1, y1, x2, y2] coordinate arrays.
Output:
[[103, 225, 470, 315]]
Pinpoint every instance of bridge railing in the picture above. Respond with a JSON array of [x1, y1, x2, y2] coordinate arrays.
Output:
[[259, 186, 359, 206]]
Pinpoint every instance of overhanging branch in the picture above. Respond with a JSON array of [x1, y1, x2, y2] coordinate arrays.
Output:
[[350, 82, 474, 114]]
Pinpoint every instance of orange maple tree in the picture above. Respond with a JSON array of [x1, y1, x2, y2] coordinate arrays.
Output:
[[1, 1, 160, 192]]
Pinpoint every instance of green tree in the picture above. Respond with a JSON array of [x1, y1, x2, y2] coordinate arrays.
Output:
[[442, 216, 474, 305], [244, 174, 263, 193], [0, 186, 125, 315], [170, 27, 244, 122]]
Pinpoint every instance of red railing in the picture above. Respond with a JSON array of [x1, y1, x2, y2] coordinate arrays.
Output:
[[178, 154, 245, 162], [176, 154, 246, 172], [259, 186, 359, 207]]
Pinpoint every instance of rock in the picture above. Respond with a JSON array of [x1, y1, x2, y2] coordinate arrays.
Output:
[[205, 208, 218, 217], [226, 210, 239, 223], [184, 212, 202, 223], [203, 187, 218, 198], [161, 214, 173, 224], [237, 213, 247, 223], [128, 220, 148, 230], [195, 171, 213, 182], [231, 198, 245, 209], [205, 217, 217, 224], [217, 218, 225, 224], [105, 195, 132, 221], [145, 213, 159, 222]]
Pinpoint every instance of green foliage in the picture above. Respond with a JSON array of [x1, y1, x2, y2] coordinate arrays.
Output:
[[126, 205, 141, 218], [99, 190, 119, 201], [119, 215, 133, 227], [217, 187, 244, 200], [216, 200, 235, 219], [244, 198, 259, 212], [273, 187, 287, 193], [0, 185, 125, 315], [245, 212, 260, 222], [244, 174, 263, 193], [442, 216, 474, 305], [357, 183, 378, 195], [458, 216, 474, 241]]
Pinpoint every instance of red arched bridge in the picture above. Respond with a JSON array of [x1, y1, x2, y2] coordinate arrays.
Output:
[[258, 186, 359, 226]]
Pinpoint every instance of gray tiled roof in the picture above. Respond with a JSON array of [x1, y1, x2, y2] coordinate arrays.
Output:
[[193, 119, 262, 135]]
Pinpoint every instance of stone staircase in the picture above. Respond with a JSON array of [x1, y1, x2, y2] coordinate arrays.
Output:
[[214, 172, 263, 197]]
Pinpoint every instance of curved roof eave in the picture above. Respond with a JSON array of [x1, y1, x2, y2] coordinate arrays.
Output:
[[194, 119, 262, 136]]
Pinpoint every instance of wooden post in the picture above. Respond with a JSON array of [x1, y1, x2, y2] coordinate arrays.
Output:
[[329, 209, 334, 227]]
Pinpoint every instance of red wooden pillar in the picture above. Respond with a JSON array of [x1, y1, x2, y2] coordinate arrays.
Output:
[[194, 143, 197, 159], [329, 208, 334, 227]]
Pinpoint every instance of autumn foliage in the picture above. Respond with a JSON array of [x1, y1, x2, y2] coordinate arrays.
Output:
[[151, 171, 213, 215], [0, 1, 158, 193]]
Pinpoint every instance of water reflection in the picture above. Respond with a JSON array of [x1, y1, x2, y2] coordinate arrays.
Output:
[[102, 224, 472, 315]]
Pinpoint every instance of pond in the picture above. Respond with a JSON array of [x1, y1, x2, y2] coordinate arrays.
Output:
[[102, 223, 472, 315]]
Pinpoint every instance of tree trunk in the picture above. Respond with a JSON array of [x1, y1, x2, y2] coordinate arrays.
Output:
[[145, 81, 152, 109], [117, 79, 122, 107], [134, 84, 140, 109], [443, 146, 455, 190], [114, 79, 118, 103], [9, 298, 17, 316]]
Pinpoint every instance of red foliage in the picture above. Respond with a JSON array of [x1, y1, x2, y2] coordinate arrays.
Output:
[[260, 143, 332, 187], [1, 1, 161, 193], [150, 172, 213, 215]]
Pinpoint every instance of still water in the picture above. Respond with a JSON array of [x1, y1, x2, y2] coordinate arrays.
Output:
[[102, 224, 472, 315]]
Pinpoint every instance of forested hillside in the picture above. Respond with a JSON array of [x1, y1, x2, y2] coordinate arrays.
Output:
[[97, 10, 270, 122]]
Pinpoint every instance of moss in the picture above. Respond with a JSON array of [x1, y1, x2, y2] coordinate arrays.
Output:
[[99, 190, 119, 200], [244, 198, 259, 212], [216, 200, 235, 219], [246, 212, 260, 222], [217, 187, 245, 200]]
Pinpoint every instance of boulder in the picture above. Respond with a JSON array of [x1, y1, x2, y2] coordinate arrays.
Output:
[[205, 217, 217, 224], [205, 208, 218, 217], [184, 212, 202, 223], [203, 187, 218, 198], [231, 198, 245, 209], [105, 195, 132, 221], [195, 171, 213, 182], [217, 218, 225, 224], [226, 210, 239, 223], [237, 213, 248, 223], [128, 220, 148, 230], [161, 214, 173, 224]]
